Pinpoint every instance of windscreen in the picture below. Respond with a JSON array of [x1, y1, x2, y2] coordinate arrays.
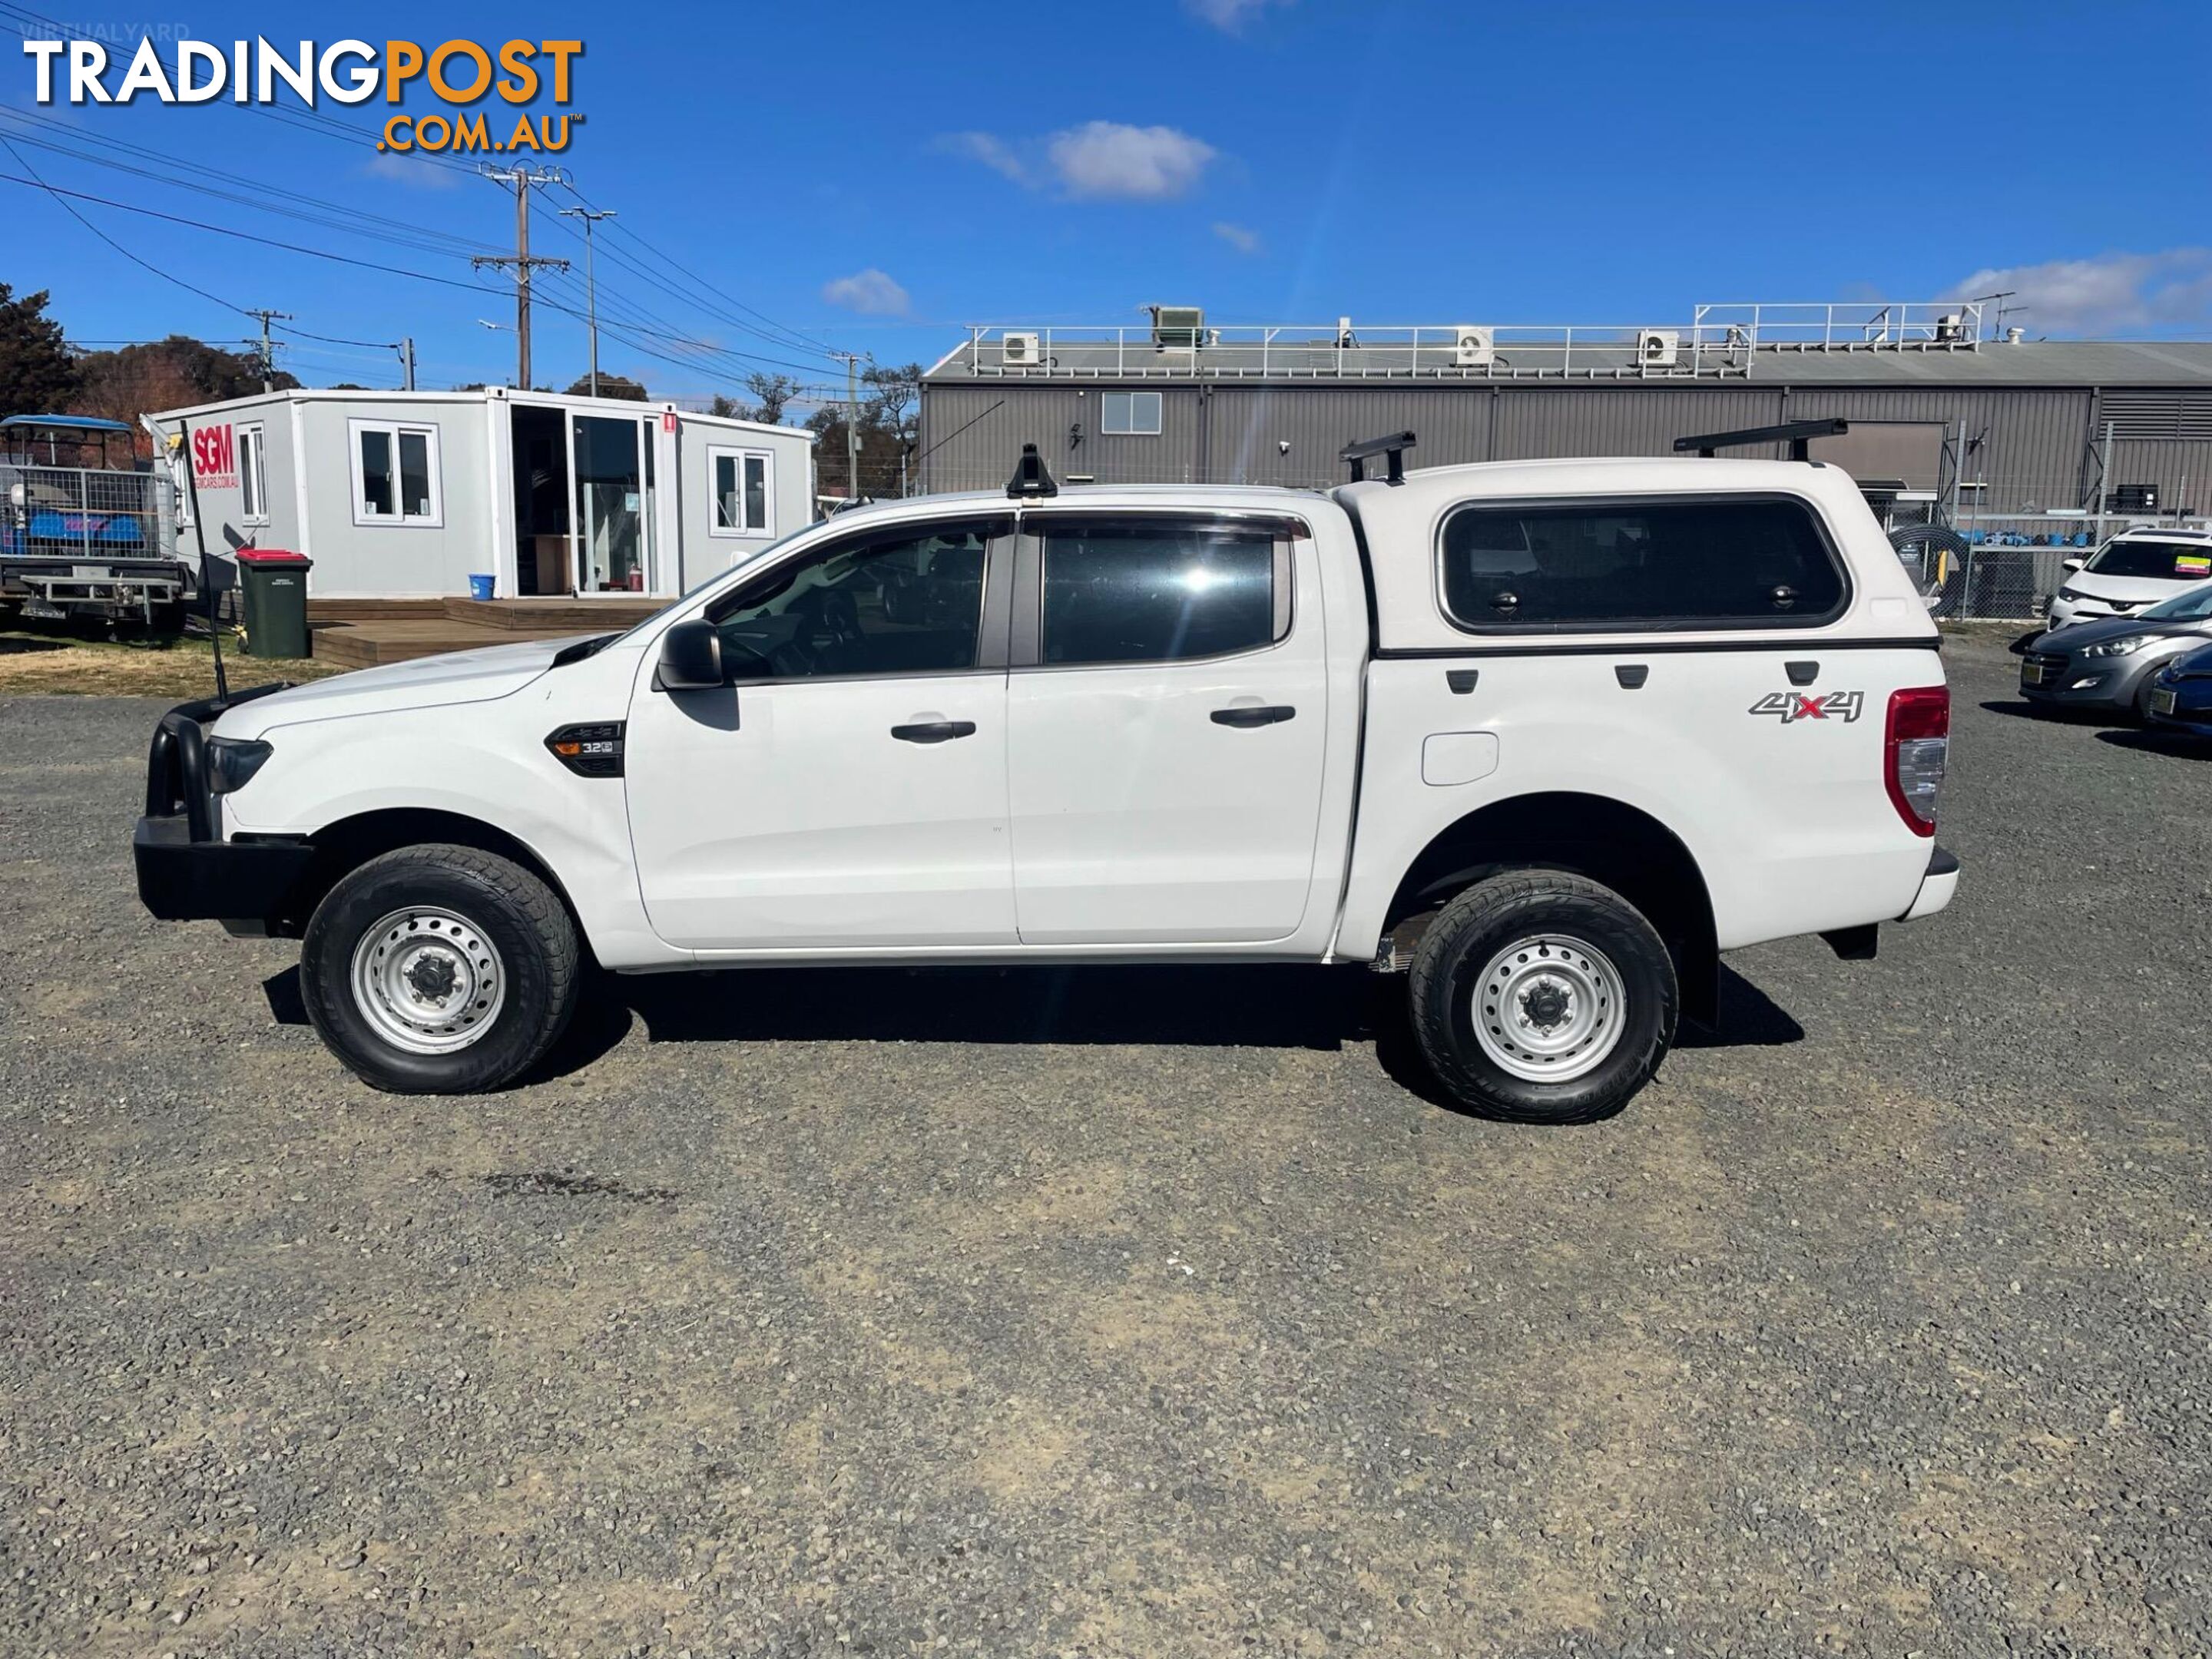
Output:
[[2086, 539, 2212, 581]]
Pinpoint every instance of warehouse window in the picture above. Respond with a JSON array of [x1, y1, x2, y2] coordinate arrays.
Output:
[[1438, 495, 1847, 633], [237, 423, 267, 524], [1101, 392, 1163, 436], [709, 446, 773, 536], [349, 419, 442, 527]]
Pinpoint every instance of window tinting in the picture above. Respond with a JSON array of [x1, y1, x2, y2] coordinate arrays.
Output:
[[1439, 497, 1846, 631], [1040, 520, 1277, 664], [1101, 392, 1163, 435], [708, 524, 992, 680]]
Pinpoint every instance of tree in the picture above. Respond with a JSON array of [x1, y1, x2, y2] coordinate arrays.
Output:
[[0, 284, 81, 415], [743, 372, 796, 426], [808, 360, 923, 499], [565, 373, 647, 401], [72, 336, 297, 459]]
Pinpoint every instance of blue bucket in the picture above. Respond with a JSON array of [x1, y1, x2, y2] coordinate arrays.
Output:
[[467, 573, 495, 601]]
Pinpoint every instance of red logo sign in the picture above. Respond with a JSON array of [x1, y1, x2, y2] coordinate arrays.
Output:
[[191, 424, 238, 491]]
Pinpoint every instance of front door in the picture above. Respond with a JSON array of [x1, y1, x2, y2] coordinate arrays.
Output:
[[572, 414, 651, 593], [1005, 512, 1329, 945], [626, 515, 1016, 952]]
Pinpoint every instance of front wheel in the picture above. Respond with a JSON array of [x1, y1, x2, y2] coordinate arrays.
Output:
[[300, 844, 581, 1094], [1406, 870, 1677, 1124]]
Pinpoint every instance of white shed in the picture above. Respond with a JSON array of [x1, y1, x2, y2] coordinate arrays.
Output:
[[144, 387, 815, 601]]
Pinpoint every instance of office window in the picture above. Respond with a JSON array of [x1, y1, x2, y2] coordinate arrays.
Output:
[[237, 423, 267, 522], [1101, 392, 1163, 436], [349, 419, 442, 526], [710, 446, 773, 535]]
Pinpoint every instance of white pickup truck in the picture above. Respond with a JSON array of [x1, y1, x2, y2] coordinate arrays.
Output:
[[134, 445, 1957, 1123]]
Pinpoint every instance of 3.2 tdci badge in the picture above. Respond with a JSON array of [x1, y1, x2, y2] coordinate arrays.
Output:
[[1749, 690, 1864, 724]]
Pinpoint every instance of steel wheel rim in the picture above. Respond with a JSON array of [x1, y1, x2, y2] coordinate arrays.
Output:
[[1470, 933, 1627, 1084], [349, 906, 506, 1055]]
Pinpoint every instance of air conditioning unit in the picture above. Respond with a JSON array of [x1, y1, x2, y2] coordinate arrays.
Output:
[[1149, 306, 1205, 349], [1453, 326, 1495, 368], [1636, 328, 1680, 369], [1002, 331, 1044, 367]]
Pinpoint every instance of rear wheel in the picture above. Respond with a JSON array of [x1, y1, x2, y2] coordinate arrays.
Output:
[[1406, 870, 1677, 1124], [300, 844, 580, 1094]]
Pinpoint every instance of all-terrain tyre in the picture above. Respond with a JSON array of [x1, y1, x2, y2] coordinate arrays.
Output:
[[300, 843, 581, 1094], [1406, 869, 1677, 1124]]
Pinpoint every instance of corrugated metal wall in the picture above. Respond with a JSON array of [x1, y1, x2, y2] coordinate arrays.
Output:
[[919, 377, 2201, 512]]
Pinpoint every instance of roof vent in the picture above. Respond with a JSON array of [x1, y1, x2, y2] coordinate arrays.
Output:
[[1148, 305, 1205, 349]]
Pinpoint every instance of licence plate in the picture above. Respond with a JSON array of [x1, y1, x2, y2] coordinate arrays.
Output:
[[2151, 688, 2178, 717], [72, 563, 108, 578], [2021, 661, 2048, 686]]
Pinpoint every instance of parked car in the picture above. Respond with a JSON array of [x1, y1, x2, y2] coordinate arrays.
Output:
[[2045, 525, 2212, 629], [2144, 641, 2212, 740], [2019, 581, 2212, 718], [131, 452, 1958, 1124]]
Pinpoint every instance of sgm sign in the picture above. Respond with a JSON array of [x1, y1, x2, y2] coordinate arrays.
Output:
[[20, 38, 582, 151], [189, 424, 238, 492]]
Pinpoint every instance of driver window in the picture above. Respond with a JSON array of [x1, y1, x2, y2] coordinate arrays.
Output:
[[707, 523, 992, 680]]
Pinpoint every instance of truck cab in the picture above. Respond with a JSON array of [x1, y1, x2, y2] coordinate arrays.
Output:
[[134, 449, 1956, 1123]]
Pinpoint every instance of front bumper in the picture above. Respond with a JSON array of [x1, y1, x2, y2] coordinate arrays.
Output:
[[2146, 683, 2212, 739], [2020, 653, 2161, 711], [134, 685, 312, 926]]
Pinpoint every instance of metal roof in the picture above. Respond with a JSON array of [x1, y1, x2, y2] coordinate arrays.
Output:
[[924, 335, 2212, 389]]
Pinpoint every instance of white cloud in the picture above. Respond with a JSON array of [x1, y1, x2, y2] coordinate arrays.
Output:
[[935, 130, 1028, 184], [1952, 249, 2212, 335], [821, 268, 910, 316], [1213, 220, 1262, 256], [363, 151, 460, 189], [1046, 121, 1217, 201], [1185, 0, 1290, 31]]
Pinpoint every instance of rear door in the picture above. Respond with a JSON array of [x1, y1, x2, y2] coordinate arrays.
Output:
[[1005, 512, 1328, 945]]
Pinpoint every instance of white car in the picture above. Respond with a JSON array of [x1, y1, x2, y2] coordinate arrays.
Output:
[[134, 450, 1958, 1124], [2046, 526, 2212, 629]]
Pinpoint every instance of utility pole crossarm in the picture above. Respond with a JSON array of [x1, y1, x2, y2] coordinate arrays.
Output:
[[243, 309, 293, 392]]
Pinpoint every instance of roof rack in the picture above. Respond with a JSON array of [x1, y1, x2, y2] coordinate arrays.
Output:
[[1006, 442, 1058, 498], [1674, 417, 1847, 461], [1339, 429, 1417, 485]]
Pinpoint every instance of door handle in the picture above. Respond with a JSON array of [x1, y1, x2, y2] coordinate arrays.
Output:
[[890, 720, 977, 743], [1210, 704, 1296, 727]]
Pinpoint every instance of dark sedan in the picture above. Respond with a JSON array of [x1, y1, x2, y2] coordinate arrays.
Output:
[[2020, 584, 2212, 720], [2145, 641, 2212, 739]]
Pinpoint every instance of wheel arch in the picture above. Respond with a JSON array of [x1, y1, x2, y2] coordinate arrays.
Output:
[[280, 807, 590, 956], [1379, 791, 1720, 1026]]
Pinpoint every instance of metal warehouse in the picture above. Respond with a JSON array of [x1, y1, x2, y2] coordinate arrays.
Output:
[[143, 386, 815, 601], [919, 301, 2212, 531]]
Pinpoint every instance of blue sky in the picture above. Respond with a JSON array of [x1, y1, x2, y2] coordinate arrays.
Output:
[[5, 0, 2210, 403]]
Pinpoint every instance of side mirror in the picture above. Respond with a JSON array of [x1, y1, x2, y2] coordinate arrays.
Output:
[[2061, 557, 2085, 573], [655, 619, 725, 690]]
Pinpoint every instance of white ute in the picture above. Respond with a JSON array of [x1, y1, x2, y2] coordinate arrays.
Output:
[[135, 441, 1959, 1123]]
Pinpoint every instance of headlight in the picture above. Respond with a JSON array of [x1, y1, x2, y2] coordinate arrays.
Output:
[[2056, 585, 2083, 601], [205, 736, 273, 794], [2079, 634, 2151, 657]]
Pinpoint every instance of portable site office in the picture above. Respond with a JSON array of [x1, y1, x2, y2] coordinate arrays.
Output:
[[142, 387, 816, 601]]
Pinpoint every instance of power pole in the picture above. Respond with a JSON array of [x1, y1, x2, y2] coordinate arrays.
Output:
[[243, 308, 291, 392], [471, 166, 569, 388], [397, 336, 416, 392], [832, 352, 866, 502], [558, 207, 617, 397]]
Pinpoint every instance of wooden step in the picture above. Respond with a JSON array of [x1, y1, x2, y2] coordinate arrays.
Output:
[[306, 597, 446, 622], [311, 618, 603, 668], [441, 596, 662, 631]]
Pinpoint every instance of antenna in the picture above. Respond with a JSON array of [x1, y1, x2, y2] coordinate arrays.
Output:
[[171, 423, 230, 705]]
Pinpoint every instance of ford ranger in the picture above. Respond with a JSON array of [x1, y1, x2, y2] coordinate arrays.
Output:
[[133, 445, 1959, 1123]]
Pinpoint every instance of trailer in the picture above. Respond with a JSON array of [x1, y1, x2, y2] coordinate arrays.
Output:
[[2, 415, 190, 628]]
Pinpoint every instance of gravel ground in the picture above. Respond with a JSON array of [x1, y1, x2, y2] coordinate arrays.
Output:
[[3, 629, 2208, 1659]]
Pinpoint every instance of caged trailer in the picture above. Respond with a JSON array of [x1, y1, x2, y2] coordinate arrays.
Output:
[[1, 414, 192, 628]]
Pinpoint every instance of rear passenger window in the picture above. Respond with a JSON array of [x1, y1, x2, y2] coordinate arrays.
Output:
[[1039, 518, 1285, 665], [1439, 496, 1847, 631]]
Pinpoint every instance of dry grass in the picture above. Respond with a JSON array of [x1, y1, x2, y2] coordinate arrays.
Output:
[[0, 629, 342, 698]]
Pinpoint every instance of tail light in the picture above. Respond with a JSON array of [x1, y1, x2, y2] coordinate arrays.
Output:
[[1885, 685, 1949, 836]]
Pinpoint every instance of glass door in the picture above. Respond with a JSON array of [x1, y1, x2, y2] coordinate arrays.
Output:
[[571, 414, 651, 593]]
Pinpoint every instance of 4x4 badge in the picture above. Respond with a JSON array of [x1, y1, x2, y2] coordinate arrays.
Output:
[[1750, 690, 1864, 724]]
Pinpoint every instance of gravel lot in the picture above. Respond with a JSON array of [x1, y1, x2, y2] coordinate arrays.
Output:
[[4, 628, 2208, 1658]]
